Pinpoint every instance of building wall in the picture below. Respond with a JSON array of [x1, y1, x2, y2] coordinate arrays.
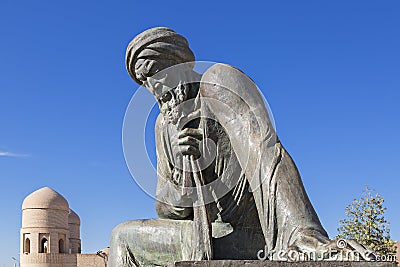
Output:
[[20, 253, 106, 267], [20, 253, 76, 267], [77, 254, 106, 267], [68, 222, 81, 254], [21, 228, 70, 254], [21, 206, 71, 256]]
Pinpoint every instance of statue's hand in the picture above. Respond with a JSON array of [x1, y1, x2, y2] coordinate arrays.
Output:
[[177, 128, 203, 159]]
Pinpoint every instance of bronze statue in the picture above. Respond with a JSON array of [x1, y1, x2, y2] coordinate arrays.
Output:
[[108, 27, 371, 267]]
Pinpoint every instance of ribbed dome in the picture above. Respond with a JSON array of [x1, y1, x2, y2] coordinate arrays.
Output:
[[22, 187, 69, 211], [68, 209, 81, 224]]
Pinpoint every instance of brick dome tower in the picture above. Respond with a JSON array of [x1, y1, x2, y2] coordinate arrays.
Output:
[[20, 187, 82, 267]]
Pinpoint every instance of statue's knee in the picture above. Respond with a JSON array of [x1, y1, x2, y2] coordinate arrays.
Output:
[[111, 220, 151, 243], [110, 226, 124, 249], [111, 221, 135, 243]]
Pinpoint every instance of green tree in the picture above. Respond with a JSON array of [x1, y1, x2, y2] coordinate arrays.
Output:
[[336, 185, 396, 256]]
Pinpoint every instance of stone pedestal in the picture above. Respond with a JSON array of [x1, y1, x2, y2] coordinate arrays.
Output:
[[169, 261, 398, 267]]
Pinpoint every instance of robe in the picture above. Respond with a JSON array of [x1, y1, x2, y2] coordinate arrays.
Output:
[[108, 63, 330, 267]]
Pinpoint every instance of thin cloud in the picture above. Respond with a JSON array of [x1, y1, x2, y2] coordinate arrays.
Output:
[[0, 151, 30, 157]]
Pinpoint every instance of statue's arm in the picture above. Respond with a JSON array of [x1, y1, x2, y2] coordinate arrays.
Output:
[[154, 114, 193, 219]]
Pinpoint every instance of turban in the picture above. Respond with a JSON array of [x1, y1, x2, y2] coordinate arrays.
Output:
[[126, 27, 195, 85]]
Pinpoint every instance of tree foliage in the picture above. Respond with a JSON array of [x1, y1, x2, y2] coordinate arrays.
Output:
[[336, 185, 396, 255]]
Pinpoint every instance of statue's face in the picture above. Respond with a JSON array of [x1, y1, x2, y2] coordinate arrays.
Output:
[[135, 58, 189, 125]]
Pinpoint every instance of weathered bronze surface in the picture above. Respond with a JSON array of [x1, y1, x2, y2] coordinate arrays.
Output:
[[108, 27, 376, 267]]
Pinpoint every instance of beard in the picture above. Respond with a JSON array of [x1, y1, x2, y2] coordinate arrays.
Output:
[[163, 104, 183, 125], [160, 83, 192, 126]]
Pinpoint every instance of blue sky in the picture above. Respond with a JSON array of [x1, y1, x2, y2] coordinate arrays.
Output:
[[1, 0, 400, 266]]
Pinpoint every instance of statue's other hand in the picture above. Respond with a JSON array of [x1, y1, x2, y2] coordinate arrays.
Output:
[[178, 128, 203, 159]]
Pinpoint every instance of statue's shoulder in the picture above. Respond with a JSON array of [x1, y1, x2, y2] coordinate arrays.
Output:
[[200, 63, 260, 100], [201, 63, 248, 84]]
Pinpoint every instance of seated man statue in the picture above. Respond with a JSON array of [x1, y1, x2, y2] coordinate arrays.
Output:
[[108, 27, 368, 267]]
